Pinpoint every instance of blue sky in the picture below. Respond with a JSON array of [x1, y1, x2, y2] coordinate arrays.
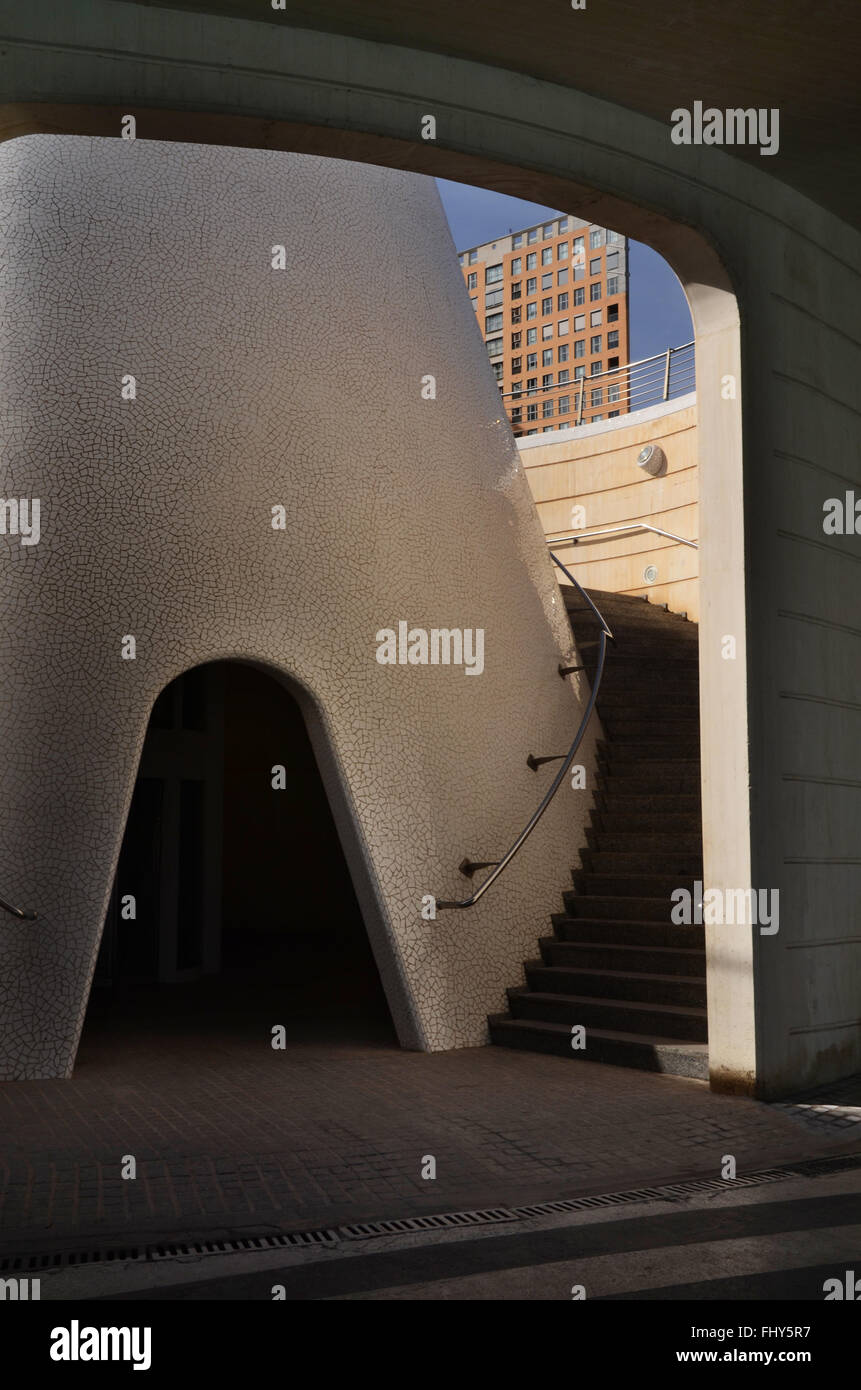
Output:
[[436, 178, 692, 362]]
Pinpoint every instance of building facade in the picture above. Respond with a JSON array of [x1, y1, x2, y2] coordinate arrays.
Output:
[[458, 217, 630, 435]]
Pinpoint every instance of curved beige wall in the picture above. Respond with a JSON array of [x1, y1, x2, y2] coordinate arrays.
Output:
[[520, 397, 699, 620], [0, 136, 600, 1079]]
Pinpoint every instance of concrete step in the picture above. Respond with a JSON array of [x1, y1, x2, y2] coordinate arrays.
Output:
[[506, 986, 708, 1040], [578, 849, 704, 876], [552, 914, 705, 949], [595, 770, 701, 793], [523, 961, 708, 1007], [585, 828, 703, 853], [563, 890, 675, 921], [540, 938, 706, 977], [590, 814, 702, 838], [570, 871, 698, 898], [487, 1015, 709, 1079], [597, 740, 701, 762], [595, 792, 701, 815]]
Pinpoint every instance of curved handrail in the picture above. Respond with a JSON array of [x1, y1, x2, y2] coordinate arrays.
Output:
[[0, 893, 37, 921], [436, 553, 612, 910]]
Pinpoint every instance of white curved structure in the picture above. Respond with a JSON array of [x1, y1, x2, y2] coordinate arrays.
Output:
[[0, 136, 599, 1079]]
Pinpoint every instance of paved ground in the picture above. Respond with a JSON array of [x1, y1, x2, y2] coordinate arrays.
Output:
[[1, 974, 859, 1259]]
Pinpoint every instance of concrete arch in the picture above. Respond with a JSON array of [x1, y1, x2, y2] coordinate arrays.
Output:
[[0, 6, 858, 1096]]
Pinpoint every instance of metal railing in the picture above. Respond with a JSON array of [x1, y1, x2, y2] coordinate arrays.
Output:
[[0, 892, 36, 921], [436, 553, 612, 911], [500, 340, 694, 431], [549, 523, 699, 551]]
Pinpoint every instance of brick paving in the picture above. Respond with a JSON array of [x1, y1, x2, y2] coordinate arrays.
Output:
[[0, 980, 858, 1257]]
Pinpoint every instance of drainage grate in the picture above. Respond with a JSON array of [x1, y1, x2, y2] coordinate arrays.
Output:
[[3, 1150, 859, 1274], [340, 1208, 518, 1240]]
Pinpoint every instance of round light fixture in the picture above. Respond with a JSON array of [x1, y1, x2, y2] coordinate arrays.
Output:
[[637, 444, 667, 476], [643, 564, 658, 584]]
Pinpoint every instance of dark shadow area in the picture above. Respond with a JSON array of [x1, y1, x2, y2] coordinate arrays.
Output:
[[80, 661, 396, 1056]]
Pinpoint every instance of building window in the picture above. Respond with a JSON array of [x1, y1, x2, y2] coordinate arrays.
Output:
[[485, 263, 503, 284], [511, 257, 522, 274], [558, 241, 569, 260], [591, 334, 602, 353], [543, 222, 555, 238], [541, 247, 553, 265], [526, 303, 537, 321], [607, 329, 619, 348], [608, 383, 621, 402], [607, 276, 620, 295], [526, 375, 537, 393], [542, 357, 552, 373], [542, 324, 554, 340], [591, 309, 603, 326], [542, 372, 553, 387], [574, 288, 585, 306], [558, 395, 570, 413], [492, 361, 504, 381], [526, 276, 537, 295], [543, 400, 554, 417], [542, 425, 555, 433], [574, 339, 585, 358], [558, 293, 569, 311], [590, 282, 602, 301], [558, 368, 570, 384], [526, 337, 537, 354], [606, 252, 620, 271], [542, 297, 552, 315], [608, 357, 619, 371], [511, 306, 522, 325], [574, 314, 586, 331], [526, 253, 537, 271], [542, 273, 553, 290], [527, 403, 538, 420], [608, 409, 620, 417], [608, 304, 619, 322], [589, 228, 604, 249], [592, 414, 604, 422], [574, 364, 586, 380], [607, 229, 623, 245], [558, 343, 570, 362], [467, 271, 477, 290], [512, 378, 522, 394], [486, 337, 503, 357], [513, 233, 523, 249], [573, 263, 584, 281], [511, 281, 522, 299], [559, 217, 569, 232], [485, 289, 503, 308], [511, 407, 522, 422], [526, 429, 538, 435], [485, 313, 503, 333], [468, 249, 478, 264], [573, 236, 585, 257], [511, 331, 522, 349], [591, 361, 602, 375], [527, 228, 538, 243], [557, 268, 569, 286], [459, 253, 465, 266], [591, 388, 603, 406], [557, 319, 569, 335], [589, 257, 602, 276], [471, 297, 478, 312]]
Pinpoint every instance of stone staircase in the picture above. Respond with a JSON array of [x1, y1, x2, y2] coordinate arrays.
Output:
[[489, 587, 708, 1079]]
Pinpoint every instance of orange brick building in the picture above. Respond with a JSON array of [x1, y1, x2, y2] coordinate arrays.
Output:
[[458, 215, 630, 434]]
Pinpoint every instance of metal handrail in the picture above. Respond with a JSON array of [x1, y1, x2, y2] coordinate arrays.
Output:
[[436, 552, 612, 911], [0, 893, 36, 921], [500, 340, 695, 429], [549, 524, 699, 550]]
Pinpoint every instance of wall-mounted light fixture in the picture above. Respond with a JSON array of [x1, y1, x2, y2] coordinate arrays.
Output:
[[643, 564, 658, 583], [637, 444, 667, 476]]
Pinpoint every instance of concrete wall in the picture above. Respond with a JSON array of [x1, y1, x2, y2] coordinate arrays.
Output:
[[0, 0, 859, 1097], [519, 397, 699, 619], [0, 136, 599, 1078]]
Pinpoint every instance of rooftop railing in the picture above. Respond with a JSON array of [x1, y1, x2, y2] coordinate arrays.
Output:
[[499, 340, 695, 431]]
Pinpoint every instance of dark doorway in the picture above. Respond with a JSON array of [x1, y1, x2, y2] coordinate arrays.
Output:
[[82, 662, 396, 1053]]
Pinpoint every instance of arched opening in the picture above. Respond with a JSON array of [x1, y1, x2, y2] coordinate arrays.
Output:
[[79, 660, 397, 1058]]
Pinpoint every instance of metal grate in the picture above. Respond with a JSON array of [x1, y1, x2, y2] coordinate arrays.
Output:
[[341, 1208, 518, 1240]]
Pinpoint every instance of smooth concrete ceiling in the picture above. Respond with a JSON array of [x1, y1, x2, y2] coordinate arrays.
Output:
[[117, 0, 861, 230]]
